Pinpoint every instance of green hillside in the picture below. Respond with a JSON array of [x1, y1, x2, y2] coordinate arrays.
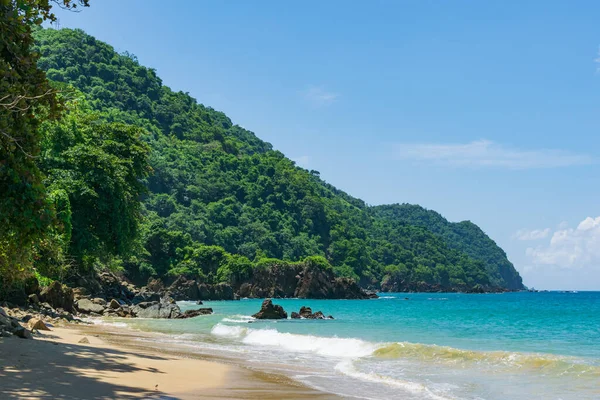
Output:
[[14, 27, 523, 291], [371, 204, 523, 289]]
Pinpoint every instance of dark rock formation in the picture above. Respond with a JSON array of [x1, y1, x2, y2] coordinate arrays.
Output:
[[13, 326, 33, 339], [198, 282, 234, 300], [39, 281, 74, 312], [131, 288, 161, 305], [175, 308, 213, 319], [238, 265, 376, 300], [380, 277, 508, 294], [252, 299, 287, 319], [168, 276, 200, 300], [290, 306, 333, 320]]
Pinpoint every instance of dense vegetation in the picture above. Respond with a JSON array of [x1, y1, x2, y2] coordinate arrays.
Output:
[[371, 204, 523, 289], [0, 16, 524, 298]]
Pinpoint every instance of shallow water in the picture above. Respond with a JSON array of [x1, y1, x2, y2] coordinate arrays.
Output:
[[103, 292, 600, 399]]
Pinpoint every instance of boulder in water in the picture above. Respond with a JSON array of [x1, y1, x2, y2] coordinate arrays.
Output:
[[176, 308, 213, 319], [252, 299, 287, 319], [291, 306, 333, 320]]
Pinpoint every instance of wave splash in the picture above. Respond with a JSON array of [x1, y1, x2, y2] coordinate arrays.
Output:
[[212, 323, 376, 358], [335, 359, 453, 400], [374, 342, 600, 376], [212, 322, 599, 378]]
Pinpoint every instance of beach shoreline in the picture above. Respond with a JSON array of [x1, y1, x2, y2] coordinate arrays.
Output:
[[0, 321, 338, 399]]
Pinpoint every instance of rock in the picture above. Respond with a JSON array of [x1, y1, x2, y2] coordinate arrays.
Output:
[[237, 264, 374, 300], [196, 300, 203, 305], [59, 312, 74, 321], [0, 330, 11, 338], [0, 307, 7, 318], [167, 276, 199, 300], [72, 287, 89, 301], [196, 282, 234, 300], [13, 326, 33, 339], [238, 283, 252, 298], [40, 281, 74, 312], [146, 278, 164, 293], [76, 298, 105, 314], [291, 306, 333, 320], [92, 298, 107, 306], [97, 272, 122, 299], [299, 306, 313, 318], [131, 289, 161, 305], [108, 299, 121, 309], [78, 337, 90, 344], [130, 300, 181, 319], [28, 294, 40, 305], [252, 299, 287, 319], [0, 313, 11, 328], [175, 308, 213, 319], [28, 318, 51, 331], [312, 311, 325, 319], [213, 283, 234, 300]]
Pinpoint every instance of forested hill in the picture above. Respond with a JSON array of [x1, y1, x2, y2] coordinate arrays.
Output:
[[30, 27, 524, 291], [371, 205, 523, 289]]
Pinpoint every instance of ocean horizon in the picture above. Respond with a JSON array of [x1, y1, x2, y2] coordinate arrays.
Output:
[[95, 291, 600, 399]]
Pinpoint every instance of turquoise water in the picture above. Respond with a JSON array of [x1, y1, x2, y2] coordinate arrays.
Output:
[[107, 292, 600, 399]]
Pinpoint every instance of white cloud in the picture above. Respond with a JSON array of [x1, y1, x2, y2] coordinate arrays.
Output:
[[303, 85, 339, 106], [513, 228, 551, 241], [525, 217, 600, 269], [292, 155, 310, 167], [393, 140, 594, 169]]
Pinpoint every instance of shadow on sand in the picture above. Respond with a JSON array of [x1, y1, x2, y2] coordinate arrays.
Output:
[[0, 335, 178, 399]]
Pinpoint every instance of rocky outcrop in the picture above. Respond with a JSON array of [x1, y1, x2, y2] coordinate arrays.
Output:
[[238, 265, 377, 300], [175, 308, 213, 319], [380, 277, 508, 294], [39, 281, 74, 312], [252, 299, 287, 319], [167, 276, 200, 300], [198, 282, 234, 300], [290, 306, 333, 320]]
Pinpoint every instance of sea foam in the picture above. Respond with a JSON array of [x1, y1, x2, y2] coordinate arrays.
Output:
[[334, 359, 453, 400], [211, 323, 377, 358]]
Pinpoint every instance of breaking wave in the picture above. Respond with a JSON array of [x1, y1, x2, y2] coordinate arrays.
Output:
[[211, 323, 599, 377]]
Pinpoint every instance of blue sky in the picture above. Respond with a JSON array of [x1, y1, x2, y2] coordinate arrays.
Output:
[[54, 1, 600, 289]]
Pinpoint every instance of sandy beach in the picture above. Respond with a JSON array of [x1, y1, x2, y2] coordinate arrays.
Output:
[[0, 323, 337, 399]]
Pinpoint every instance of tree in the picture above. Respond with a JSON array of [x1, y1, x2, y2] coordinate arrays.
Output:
[[0, 0, 89, 293], [40, 100, 151, 269]]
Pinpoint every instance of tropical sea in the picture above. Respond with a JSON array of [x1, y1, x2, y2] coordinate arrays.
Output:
[[99, 292, 600, 399]]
